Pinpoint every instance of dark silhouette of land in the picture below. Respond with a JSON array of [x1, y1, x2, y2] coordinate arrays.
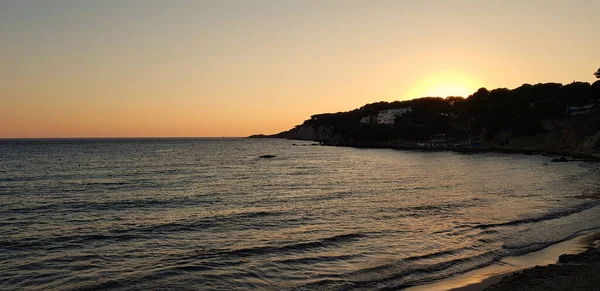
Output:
[[252, 79, 600, 160]]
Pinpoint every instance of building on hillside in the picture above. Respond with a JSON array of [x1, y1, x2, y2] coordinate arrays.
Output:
[[377, 108, 411, 125], [416, 134, 466, 148], [430, 133, 448, 143], [567, 103, 595, 116], [360, 114, 378, 124], [439, 112, 459, 119]]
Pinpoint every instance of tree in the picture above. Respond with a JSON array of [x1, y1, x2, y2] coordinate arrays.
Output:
[[592, 80, 600, 99], [595, 67, 600, 79], [468, 87, 490, 101]]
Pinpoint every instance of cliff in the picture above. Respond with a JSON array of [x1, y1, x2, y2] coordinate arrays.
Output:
[[482, 115, 600, 157], [262, 125, 345, 145]]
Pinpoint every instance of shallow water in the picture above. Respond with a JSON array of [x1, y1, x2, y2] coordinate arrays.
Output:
[[1, 138, 599, 290]]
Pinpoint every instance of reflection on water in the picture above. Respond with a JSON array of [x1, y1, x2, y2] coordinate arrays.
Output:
[[0, 138, 599, 290]]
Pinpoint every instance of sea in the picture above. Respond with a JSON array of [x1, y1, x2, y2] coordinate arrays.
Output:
[[1, 138, 599, 290]]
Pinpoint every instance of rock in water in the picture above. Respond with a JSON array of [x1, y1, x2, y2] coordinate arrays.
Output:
[[552, 156, 569, 162], [259, 155, 276, 158]]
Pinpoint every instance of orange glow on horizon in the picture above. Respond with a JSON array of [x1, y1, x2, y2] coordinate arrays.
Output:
[[1, 1, 598, 138], [408, 72, 481, 99]]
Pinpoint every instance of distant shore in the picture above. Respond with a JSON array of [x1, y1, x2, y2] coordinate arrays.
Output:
[[347, 143, 600, 162], [249, 135, 600, 162]]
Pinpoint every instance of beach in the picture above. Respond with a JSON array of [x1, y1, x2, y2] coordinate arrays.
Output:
[[408, 233, 600, 291], [485, 247, 600, 291]]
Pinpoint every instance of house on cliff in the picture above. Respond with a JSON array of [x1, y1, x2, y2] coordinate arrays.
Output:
[[376, 108, 411, 124]]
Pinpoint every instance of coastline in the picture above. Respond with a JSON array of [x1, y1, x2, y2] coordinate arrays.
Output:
[[250, 136, 600, 162], [336, 138, 600, 162], [405, 233, 600, 291], [484, 233, 600, 291], [249, 111, 600, 162]]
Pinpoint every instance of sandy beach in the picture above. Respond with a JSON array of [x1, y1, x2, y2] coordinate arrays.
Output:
[[407, 233, 600, 291], [481, 224, 600, 291], [483, 246, 600, 291]]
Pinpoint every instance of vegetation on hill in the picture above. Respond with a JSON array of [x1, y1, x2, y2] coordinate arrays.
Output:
[[289, 80, 600, 143]]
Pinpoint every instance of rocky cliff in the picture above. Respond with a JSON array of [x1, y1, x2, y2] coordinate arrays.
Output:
[[484, 115, 600, 157], [267, 125, 339, 143], [252, 114, 600, 159]]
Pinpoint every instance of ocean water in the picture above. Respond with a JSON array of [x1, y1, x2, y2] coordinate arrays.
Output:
[[1, 138, 599, 290]]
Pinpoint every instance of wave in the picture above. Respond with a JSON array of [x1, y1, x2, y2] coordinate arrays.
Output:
[[274, 254, 358, 265], [4, 192, 227, 214], [6, 198, 172, 214], [389, 202, 473, 218], [0, 176, 39, 182], [402, 247, 465, 262], [501, 225, 600, 255], [297, 226, 600, 291], [298, 250, 499, 290], [0, 233, 140, 252], [474, 201, 600, 230], [225, 233, 365, 258], [185, 233, 366, 261], [109, 209, 290, 235]]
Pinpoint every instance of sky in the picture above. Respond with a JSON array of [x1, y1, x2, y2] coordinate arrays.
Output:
[[1, 0, 599, 138]]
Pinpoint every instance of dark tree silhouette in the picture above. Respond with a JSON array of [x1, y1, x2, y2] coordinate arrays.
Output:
[[595, 67, 600, 79], [284, 80, 599, 143]]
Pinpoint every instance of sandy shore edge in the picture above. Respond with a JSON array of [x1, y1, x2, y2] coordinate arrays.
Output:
[[482, 234, 600, 291], [406, 233, 600, 291]]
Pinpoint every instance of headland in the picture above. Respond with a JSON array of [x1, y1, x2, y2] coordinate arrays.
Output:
[[251, 81, 600, 161]]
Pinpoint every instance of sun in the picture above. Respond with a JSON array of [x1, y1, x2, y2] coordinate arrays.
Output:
[[424, 83, 474, 98], [408, 72, 479, 99]]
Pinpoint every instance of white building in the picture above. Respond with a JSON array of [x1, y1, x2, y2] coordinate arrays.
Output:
[[377, 108, 411, 124]]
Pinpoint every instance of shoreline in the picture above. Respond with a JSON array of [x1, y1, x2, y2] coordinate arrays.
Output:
[[331, 141, 600, 162], [404, 234, 596, 291], [483, 233, 600, 291], [252, 136, 600, 162]]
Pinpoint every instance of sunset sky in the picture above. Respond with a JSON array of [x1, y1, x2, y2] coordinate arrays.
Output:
[[1, 0, 599, 138]]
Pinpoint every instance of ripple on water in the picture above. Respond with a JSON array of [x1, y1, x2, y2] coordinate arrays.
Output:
[[1, 138, 600, 290]]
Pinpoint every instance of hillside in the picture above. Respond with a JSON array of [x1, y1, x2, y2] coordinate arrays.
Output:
[[252, 81, 600, 158]]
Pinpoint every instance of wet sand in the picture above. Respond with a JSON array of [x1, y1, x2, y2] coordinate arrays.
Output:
[[407, 234, 599, 291], [483, 246, 600, 291]]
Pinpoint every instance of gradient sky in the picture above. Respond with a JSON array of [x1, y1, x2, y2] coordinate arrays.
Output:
[[1, 0, 599, 138]]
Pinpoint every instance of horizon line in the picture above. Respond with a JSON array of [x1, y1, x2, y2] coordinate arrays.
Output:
[[0, 136, 251, 140]]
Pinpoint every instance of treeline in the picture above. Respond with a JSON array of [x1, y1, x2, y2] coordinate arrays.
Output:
[[300, 80, 600, 142]]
